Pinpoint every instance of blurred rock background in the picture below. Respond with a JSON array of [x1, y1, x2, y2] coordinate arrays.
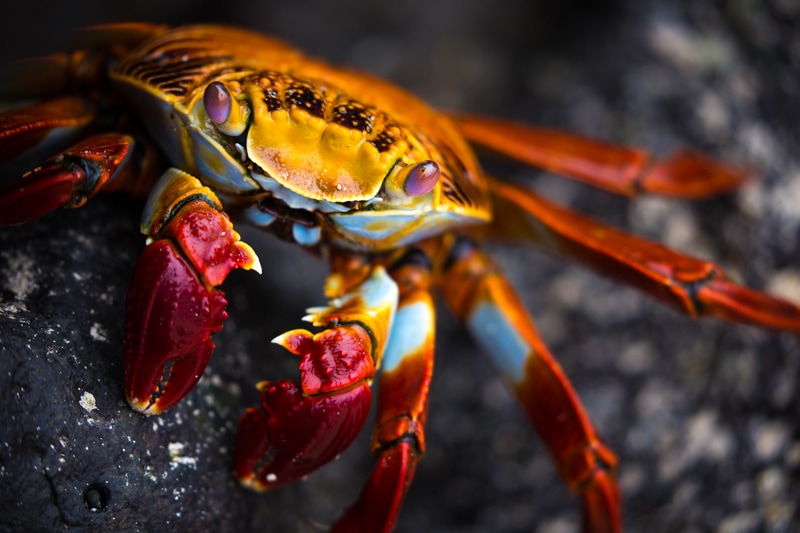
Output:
[[1, 1, 799, 532]]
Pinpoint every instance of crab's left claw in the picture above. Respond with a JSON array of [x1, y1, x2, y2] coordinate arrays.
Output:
[[235, 266, 398, 489], [124, 169, 260, 414], [234, 333, 374, 488]]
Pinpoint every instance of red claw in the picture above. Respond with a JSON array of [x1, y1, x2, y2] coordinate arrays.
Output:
[[235, 380, 372, 489], [124, 239, 228, 414], [278, 327, 376, 395], [236, 324, 378, 489], [123, 174, 260, 414]]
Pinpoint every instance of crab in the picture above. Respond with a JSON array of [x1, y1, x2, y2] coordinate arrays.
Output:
[[1, 23, 799, 532]]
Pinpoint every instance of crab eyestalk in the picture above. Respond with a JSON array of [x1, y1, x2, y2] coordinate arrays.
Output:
[[235, 266, 398, 489], [124, 169, 260, 414]]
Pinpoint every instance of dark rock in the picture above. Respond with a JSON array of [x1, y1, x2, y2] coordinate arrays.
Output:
[[1, 1, 799, 532]]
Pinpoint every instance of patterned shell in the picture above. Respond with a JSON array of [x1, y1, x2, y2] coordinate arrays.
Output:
[[112, 25, 490, 218]]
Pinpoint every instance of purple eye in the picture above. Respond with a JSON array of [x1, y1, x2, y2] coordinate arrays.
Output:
[[204, 81, 232, 124], [404, 161, 440, 196]]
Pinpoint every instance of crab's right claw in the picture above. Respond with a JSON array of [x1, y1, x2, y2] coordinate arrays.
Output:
[[124, 169, 260, 414], [123, 238, 229, 413]]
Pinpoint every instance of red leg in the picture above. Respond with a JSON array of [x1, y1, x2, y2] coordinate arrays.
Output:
[[124, 168, 260, 413], [235, 258, 399, 491], [453, 114, 749, 198], [440, 237, 620, 533], [0, 97, 94, 166], [0, 24, 172, 223], [0, 132, 134, 225], [489, 178, 800, 332], [0, 95, 137, 225], [332, 248, 436, 533]]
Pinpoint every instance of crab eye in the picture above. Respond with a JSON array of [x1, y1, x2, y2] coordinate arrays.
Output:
[[385, 160, 440, 199], [204, 81, 232, 124], [203, 81, 249, 136], [404, 161, 440, 196]]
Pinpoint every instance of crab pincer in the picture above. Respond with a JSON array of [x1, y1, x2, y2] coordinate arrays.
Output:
[[235, 267, 398, 490], [124, 169, 261, 414]]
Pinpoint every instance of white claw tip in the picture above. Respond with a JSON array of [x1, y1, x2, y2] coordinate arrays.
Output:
[[250, 254, 263, 275]]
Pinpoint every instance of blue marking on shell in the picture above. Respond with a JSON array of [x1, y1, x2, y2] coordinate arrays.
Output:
[[292, 223, 321, 246], [382, 301, 433, 372], [187, 126, 257, 193], [240, 205, 276, 228], [114, 81, 259, 195], [328, 209, 468, 250], [467, 302, 530, 383]]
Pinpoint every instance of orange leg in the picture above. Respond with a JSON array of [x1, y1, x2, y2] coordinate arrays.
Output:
[[440, 237, 620, 533], [332, 249, 436, 532], [489, 179, 800, 333], [453, 114, 749, 198]]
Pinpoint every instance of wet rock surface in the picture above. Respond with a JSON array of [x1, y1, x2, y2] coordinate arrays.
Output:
[[2, 1, 799, 532]]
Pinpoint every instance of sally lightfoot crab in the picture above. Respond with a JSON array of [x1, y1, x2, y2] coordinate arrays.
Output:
[[1, 24, 799, 532]]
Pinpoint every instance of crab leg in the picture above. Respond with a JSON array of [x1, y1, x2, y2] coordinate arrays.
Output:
[[0, 23, 166, 101], [235, 258, 398, 492], [440, 237, 620, 533], [0, 97, 136, 225], [124, 168, 261, 414], [453, 114, 749, 198], [490, 179, 800, 332], [0, 97, 95, 167], [332, 249, 436, 533]]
